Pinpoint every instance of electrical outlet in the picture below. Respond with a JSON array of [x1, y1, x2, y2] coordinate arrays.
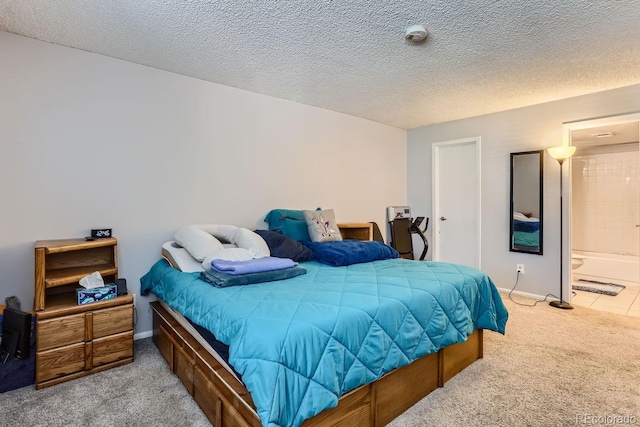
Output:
[[133, 293, 137, 307], [517, 264, 525, 274]]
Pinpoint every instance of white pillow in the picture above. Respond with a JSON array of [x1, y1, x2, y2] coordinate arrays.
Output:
[[176, 224, 270, 264], [303, 209, 343, 242], [196, 224, 269, 258], [198, 224, 238, 243], [162, 241, 205, 272], [174, 226, 224, 261], [513, 212, 539, 222], [233, 227, 270, 258]]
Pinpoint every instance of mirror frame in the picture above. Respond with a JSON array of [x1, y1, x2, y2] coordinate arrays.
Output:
[[509, 150, 544, 255]]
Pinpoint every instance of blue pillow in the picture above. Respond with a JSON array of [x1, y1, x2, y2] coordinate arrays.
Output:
[[281, 218, 311, 242], [264, 208, 321, 241], [254, 230, 315, 262], [264, 209, 306, 232], [302, 240, 399, 266]]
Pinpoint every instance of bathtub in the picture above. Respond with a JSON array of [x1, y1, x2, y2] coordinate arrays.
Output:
[[572, 251, 639, 284]]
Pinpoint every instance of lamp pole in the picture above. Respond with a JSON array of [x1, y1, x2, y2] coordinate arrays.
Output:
[[549, 157, 573, 309]]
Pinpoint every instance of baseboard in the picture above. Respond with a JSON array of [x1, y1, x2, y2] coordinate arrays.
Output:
[[134, 330, 153, 340], [497, 287, 559, 302]]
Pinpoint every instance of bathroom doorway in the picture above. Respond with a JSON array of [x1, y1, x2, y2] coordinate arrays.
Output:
[[565, 113, 640, 316]]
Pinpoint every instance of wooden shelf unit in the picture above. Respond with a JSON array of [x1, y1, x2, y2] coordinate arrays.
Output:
[[337, 223, 374, 241], [35, 238, 118, 311], [33, 238, 133, 389]]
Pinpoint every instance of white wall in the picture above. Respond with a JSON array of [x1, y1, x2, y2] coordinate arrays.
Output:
[[408, 84, 640, 297], [572, 144, 639, 257], [0, 32, 407, 336]]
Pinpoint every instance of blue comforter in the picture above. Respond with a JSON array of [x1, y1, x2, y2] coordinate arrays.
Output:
[[141, 258, 508, 427]]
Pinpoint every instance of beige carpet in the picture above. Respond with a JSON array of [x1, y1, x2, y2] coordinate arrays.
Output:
[[1, 294, 638, 426], [389, 295, 640, 427]]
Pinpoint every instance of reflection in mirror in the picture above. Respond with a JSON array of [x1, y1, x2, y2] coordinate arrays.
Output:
[[510, 150, 543, 254]]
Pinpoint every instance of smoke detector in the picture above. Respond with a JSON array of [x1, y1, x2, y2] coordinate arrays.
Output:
[[405, 25, 428, 42]]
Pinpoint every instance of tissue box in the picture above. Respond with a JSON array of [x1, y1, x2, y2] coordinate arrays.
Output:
[[76, 284, 117, 305]]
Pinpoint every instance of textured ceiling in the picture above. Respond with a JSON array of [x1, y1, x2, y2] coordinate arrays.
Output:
[[1, 1, 640, 129]]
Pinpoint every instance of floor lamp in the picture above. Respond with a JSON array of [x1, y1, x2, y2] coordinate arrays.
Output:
[[547, 146, 576, 309]]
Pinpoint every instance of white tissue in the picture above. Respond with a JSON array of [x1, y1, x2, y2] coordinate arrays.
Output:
[[79, 271, 105, 289]]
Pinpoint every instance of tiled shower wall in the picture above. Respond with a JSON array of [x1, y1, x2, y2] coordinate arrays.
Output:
[[571, 144, 639, 256]]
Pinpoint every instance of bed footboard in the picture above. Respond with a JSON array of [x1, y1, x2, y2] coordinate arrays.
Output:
[[150, 301, 483, 427]]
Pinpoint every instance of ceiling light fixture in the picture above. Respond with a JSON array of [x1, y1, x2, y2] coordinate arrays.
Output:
[[405, 25, 428, 42]]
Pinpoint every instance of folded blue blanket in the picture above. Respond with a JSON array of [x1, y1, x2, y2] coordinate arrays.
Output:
[[303, 240, 399, 266], [210, 256, 297, 275], [201, 265, 307, 287]]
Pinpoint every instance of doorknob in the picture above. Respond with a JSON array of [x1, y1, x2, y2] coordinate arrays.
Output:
[[440, 216, 447, 221]]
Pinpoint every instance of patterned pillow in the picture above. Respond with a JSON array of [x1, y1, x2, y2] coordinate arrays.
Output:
[[303, 209, 343, 242]]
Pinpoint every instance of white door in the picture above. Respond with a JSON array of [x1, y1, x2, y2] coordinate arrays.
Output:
[[432, 138, 481, 268]]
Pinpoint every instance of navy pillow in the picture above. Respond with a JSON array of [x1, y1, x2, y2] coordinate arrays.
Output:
[[254, 230, 315, 262]]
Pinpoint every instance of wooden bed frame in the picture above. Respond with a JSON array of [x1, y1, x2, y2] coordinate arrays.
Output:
[[151, 301, 483, 427]]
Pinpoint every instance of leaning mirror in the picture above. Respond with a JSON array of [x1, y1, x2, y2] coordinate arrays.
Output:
[[510, 150, 543, 254]]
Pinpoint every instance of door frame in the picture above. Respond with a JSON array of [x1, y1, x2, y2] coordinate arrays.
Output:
[[432, 136, 482, 267], [563, 112, 640, 302]]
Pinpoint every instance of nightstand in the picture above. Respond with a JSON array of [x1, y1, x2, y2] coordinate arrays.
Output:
[[33, 238, 133, 389]]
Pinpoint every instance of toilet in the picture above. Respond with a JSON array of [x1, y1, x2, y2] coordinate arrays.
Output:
[[572, 253, 587, 270]]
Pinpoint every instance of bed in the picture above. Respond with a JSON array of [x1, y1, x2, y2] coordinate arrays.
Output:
[[142, 231, 508, 427]]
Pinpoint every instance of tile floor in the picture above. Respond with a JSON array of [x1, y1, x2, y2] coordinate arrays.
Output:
[[571, 276, 640, 316]]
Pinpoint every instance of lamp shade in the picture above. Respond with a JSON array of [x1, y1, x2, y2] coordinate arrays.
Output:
[[547, 146, 576, 163]]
